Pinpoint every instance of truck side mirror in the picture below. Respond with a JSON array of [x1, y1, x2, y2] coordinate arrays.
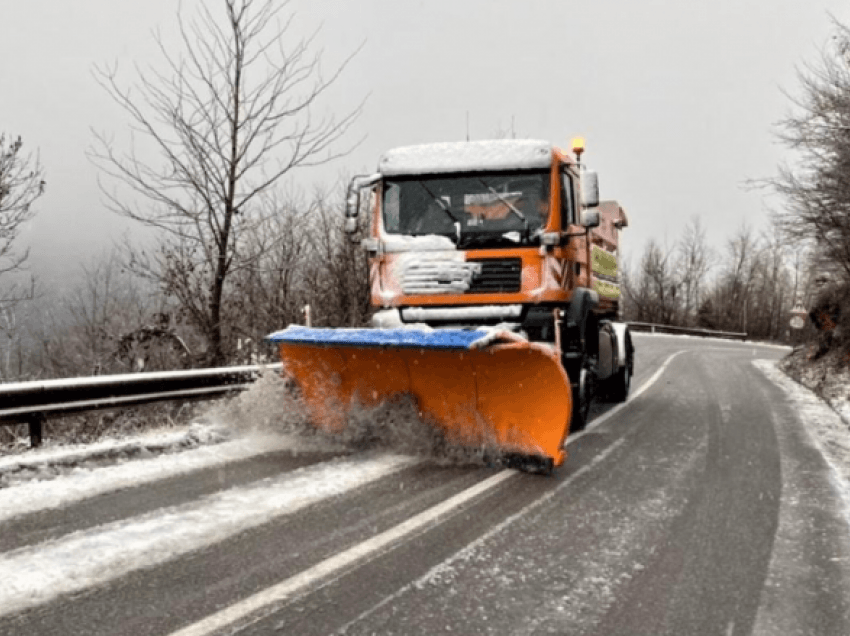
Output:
[[344, 190, 360, 235], [344, 173, 382, 234], [581, 171, 599, 208], [581, 210, 600, 228]]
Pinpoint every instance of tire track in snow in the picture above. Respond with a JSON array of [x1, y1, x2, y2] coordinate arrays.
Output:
[[0, 433, 334, 523], [0, 453, 417, 618]]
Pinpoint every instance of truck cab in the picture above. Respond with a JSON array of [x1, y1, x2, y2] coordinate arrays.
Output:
[[347, 139, 627, 326]]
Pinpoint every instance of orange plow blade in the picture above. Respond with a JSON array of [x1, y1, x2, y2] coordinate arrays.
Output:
[[268, 326, 573, 466]]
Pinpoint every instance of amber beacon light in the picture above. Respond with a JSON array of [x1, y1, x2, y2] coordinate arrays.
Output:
[[571, 136, 585, 162]]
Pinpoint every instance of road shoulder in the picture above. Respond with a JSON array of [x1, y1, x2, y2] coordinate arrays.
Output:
[[752, 360, 850, 636]]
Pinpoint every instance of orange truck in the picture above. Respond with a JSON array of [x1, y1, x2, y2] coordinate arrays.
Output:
[[269, 138, 634, 473]]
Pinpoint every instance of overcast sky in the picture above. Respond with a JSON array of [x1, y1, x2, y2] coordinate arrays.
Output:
[[3, 0, 850, 287]]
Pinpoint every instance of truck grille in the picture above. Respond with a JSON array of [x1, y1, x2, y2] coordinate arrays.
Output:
[[467, 258, 522, 293], [400, 260, 479, 295]]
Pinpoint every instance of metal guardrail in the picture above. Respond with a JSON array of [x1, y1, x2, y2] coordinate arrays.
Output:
[[626, 322, 748, 341], [0, 363, 283, 447]]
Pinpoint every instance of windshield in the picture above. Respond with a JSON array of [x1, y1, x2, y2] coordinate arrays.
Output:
[[382, 171, 550, 247]]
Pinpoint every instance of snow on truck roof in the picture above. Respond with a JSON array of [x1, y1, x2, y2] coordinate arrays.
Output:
[[378, 139, 555, 176]]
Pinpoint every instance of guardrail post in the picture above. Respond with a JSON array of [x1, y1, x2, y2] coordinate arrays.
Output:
[[27, 413, 45, 448]]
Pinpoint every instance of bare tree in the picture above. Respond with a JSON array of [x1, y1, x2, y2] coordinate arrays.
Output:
[[68, 254, 195, 373], [216, 182, 371, 361], [225, 189, 313, 353], [0, 306, 26, 381], [19, 252, 197, 379], [623, 239, 680, 324], [624, 219, 798, 341], [0, 134, 44, 308], [709, 225, 761, 333], [91, 0, 361, 365], [698, 225, 796, 338], [677, 216, 714, 326], [772, 18, 850, 282], [756, 223, 794, 340], [304, 184, 370, 328]]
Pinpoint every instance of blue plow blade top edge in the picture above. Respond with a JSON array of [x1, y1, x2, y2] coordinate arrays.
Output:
[[266, 325, 491, 350]]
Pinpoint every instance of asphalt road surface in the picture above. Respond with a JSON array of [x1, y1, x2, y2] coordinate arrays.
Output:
[[2, 334, 850, 635]]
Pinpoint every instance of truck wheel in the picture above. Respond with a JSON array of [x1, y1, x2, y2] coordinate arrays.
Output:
[[607, 364, 631, 402], [606, 334, 633, 402], [570, 367, 593, 431]]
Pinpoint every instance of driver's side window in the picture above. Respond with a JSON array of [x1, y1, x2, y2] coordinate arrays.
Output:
[[560, 173, 575, 230], [384, 183, 401, 232]]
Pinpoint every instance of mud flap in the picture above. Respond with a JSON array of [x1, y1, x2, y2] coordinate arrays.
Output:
[[268, 326, 572, 466]]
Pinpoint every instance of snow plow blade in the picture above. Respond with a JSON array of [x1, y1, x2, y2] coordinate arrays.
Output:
[[267, 326, 572, 467]]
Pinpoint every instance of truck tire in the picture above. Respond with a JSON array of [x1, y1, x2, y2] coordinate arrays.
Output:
[[605, 333, 633, 402], [570, 367, 593, 431]]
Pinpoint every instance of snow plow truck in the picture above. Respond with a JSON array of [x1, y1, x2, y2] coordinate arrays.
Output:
[[268, 138, 634, 472]]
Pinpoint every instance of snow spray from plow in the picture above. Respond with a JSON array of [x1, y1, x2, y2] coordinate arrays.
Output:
[[267, 326, 572, 467]]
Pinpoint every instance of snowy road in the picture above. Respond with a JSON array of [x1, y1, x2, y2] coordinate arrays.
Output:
[[1, 334, 849, 635]]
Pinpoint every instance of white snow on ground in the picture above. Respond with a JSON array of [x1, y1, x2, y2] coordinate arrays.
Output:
[[754, 360, 850, 515], [784, 350, 850, 425], [836, 400, 850, 425], [0, 453, 417, 617], [0, 422, 227, 470], [0, 428, 337, 522]]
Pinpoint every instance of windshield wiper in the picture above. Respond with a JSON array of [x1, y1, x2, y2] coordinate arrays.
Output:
[[415, 181, 462, 243], [476, 179, 530, 240]]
